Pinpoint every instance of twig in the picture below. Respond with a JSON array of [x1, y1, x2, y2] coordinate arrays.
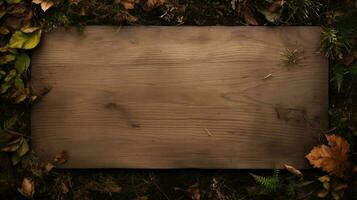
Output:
[[263, 73, 273, 80]]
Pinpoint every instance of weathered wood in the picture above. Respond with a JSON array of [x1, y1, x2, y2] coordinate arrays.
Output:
[[31, 26, 328, 169]]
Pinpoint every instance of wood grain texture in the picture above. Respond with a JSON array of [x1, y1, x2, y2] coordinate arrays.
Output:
[[31, 26, 328, 169]]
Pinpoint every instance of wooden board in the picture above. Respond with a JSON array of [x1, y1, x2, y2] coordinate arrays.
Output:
[[31, 26, 328, 169]]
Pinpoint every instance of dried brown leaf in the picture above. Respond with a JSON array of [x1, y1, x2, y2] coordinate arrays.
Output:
[[32, 0, 54, 12], [135, 196, 148, 200], [242, 7, 259, 25], [44, 162, 54, 173], [115, 0, 136, 10], [1, 137, 23, 152], [284, 164, 303, 178], [258, 0, 284, 23], [61, 182, 69, 194], [306, 134, 351, 178], [18, 177, 35, 198], [187, 183, 200, 200], [85, 177, 122, 193], [146, 0, 166, 9], [53, 151, 69, 164]]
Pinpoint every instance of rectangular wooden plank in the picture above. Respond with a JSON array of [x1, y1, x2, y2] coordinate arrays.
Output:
[[31, 26, 328, 169]]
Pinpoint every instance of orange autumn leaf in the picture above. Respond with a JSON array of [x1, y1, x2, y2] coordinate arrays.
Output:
[[306, 134, 351, 179], [115, 0, 136, 10], [146, 0, 166, 9]]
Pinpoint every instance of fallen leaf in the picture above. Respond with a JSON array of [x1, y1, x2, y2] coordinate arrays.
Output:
[[268, 0, 285, 13], [187, 183, 200, 200], [5, 16, 23, 29], [306, 134, 351, 179], [284, 164, 303, 178], [44, 162, 54, 173], [8, 30, 42, 49], [0, 54, 16, 65], [18, 177, 35, 198], [242, 7, 259, 25], [23, 10, 33, 27], [258, 9, 280, 23], [331, 181, 348, 200], [61, 182, 69, 194], [0, 26, 10, 35], [1, 137, 23, 152], [135, 196, 148, 200], [7, 2, 27, 15], [15, 53, 30, 74], [115, 0, 136, 10], [85, 177, 122, 193], [146, 0, 166, 9], [53, 151, 69, 164], [6, 0, 22, 4], [318, 175, 330, 190], [32, 0, 54, 12], [317, 189, 329, 198], [21, 27, 40, 33], [17, 138, 29, 157], [69, 0, 81, 4], [116, 11, 138, 23], [258, 0, 284, 23]]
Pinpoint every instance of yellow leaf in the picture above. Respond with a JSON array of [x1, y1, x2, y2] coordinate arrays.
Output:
[[318, 175, 330, 183], [8, 30, 42, 49], [306, 134, 351, 178], [317, 189, 329, 198]]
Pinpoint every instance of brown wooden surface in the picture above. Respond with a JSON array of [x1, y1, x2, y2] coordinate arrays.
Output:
[[31, 26, 328, 169]]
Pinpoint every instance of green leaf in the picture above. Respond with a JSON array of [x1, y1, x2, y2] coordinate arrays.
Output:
[[0, 70, 5, 79], [4, 69, 16, 82], [11, 153, 20, 165], [14, 76, 24, 89], [15, 53, 30, 74], [1, 83, 11, 94], [1, 137, 22, 152], [334, 70, 344, 92], [17, 139, 29, 157], [350, 64, 357, 76], [5, 0, 22, 4], [3, 115, 17, 129], [0, 54, 16, 64], [8, 30, 42, 49], [15, 93, 27, 103]]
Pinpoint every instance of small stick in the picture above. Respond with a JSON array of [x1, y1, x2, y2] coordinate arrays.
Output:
[[263, 73, 273, 80]]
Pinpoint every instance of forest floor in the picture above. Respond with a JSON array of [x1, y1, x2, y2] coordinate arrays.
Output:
[[0, 0, 356, 199]]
